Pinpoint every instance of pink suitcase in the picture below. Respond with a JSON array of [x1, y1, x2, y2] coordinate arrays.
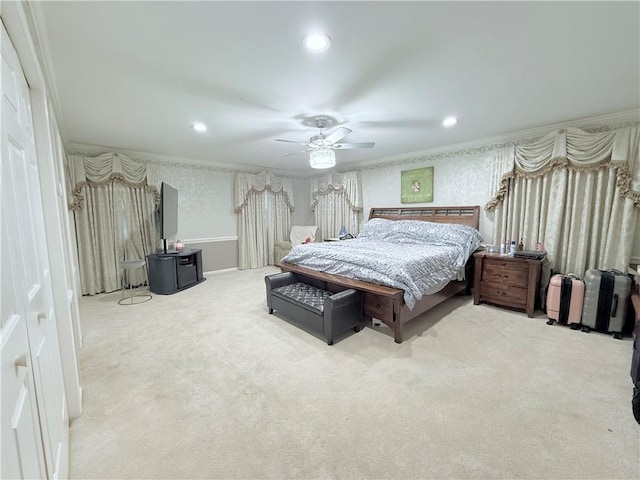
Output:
[[546, 274, 584, 328]]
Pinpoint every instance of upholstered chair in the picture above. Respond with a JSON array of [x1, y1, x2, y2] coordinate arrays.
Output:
[[274, 225, 320, 264]]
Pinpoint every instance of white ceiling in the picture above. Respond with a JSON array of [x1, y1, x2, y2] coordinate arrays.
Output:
[[36, 1, 639, 173]]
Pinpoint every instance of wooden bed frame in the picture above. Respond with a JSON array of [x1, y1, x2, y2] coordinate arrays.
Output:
[[278, 205, 480, 343]]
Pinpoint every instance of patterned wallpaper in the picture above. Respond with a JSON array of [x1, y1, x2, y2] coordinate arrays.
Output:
[[67, 113, 639, 258], [151, 162, 236, 241], [360, 151, 496, 242]]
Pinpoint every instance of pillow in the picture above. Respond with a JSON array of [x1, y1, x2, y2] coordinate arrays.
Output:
[[388, 220, 483, 251], [290, 225, 318, 245], [357, 218, 394, 240], [359, 218, 482, 255]]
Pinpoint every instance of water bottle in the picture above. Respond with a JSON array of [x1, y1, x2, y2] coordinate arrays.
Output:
[[499, 243, 505, 255], [339, 225, 347, 237], [510, 240, 516, 256]]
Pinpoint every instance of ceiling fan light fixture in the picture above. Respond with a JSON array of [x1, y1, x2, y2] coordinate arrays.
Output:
[[309, 146, 335, 169], [191, 122, 207, 132], [442, 116, 458, 127], [302, 33, 331, 52]]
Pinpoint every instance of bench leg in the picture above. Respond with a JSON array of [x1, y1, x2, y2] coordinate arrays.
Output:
[[268, 307, 273, 314]]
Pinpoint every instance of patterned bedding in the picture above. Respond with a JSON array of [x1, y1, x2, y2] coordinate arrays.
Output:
[[281, 219, 482, 309]]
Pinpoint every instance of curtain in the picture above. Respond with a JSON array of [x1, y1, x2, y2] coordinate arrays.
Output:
[[486, 126, 639, 275], [235, 171, 294, 269], [310, 171, 362, 237], [68, 152, 159, 294]]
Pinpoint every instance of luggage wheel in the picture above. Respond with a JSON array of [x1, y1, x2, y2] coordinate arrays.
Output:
[[569, 323, 581, 330], [613, 332, 622, 340], [546, 319, 555, 326], [582, 326, 590, 333]]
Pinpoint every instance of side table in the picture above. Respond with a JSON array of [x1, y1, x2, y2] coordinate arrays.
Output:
[[473, 252, 543, 317]]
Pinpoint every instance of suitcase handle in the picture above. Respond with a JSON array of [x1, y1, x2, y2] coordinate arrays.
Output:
[[611, 293, 619, 317]]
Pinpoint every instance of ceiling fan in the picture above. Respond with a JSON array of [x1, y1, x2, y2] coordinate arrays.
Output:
[[275, 116, 375, 168]]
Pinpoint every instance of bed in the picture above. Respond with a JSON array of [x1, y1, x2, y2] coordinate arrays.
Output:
[[277, 206, 481, 343]]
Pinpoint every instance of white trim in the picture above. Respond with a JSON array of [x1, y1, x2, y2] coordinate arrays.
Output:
[[65, 142, 303, 179], [203, 267, 239, 276], [22, 1, 68, 140], [67, 142, 251, 171], [66, 110, 639, 178], [184, 236, 238, 244], [351, 109, 640, 171], [2, 0, 83, 422]]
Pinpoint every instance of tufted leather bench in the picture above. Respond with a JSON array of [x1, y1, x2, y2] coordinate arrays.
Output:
[[265, 272, 363, 345]]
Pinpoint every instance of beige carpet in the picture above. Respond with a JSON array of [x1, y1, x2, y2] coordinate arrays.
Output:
[[70, 266, 639, 479]]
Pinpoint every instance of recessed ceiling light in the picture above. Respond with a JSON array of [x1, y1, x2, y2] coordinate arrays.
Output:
[[442, 116, 458, 127], [191, 122, 207, 132], [302, 33, 331, 52]]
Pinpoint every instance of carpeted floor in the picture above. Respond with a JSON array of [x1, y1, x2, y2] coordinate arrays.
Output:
[[70, 266, 639, 479]]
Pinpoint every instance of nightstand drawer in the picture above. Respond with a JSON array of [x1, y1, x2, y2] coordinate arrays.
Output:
[[480, 282, 527, 305], [482, 265, 528, 286], [483, 257, 528, 272]]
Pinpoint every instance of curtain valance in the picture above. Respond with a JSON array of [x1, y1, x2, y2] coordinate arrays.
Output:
[[70, 152, 148, 184], [67, 153, 157, 210], [310, 171, 362, 212], [234, 171, 294, 213], [486, 126, 640, 210]]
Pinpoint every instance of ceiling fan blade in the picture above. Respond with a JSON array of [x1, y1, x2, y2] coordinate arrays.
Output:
[[275, 138, 309, 145], [333, 142, 375, 149], [324, 126, 352, 144], [358, 119, 440, 129], [280, 149, 310, 158]]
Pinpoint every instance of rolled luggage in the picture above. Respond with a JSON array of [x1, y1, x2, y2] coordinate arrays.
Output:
[[582, 269, 631, 339], [631, 293, 640, 424], [546, 274, 584, 328]]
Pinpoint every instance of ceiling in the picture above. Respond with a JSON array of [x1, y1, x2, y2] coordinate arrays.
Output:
[[36, 1, 640, 173]]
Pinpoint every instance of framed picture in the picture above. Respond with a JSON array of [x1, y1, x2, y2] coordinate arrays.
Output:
[[401, 167, 433, 203]]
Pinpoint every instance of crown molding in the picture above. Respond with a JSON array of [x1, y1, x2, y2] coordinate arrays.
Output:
[[65, 108, 639, 179], [353, 109, 640, 171], [65, 142, 303, 179]]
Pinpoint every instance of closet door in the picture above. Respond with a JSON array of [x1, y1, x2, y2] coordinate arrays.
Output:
[[1, 22, 68, 479]]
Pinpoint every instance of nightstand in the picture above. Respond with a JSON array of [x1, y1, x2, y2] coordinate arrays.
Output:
[[473, 252, 543, 317]]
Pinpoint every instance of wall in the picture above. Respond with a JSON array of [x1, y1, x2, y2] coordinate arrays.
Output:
[[65, 146, 313, 272], [355, 114, 640, 262], [68, 111, 640, 271], [360, 151, 494, 241], [150, 161, 238, 272], [291, 178, 314, 226]]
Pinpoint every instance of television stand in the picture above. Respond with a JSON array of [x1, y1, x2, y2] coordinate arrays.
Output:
[[147, 249, 205, 295]]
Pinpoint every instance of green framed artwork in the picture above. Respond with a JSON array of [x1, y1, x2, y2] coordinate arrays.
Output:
[[401, 167, 433, 203]]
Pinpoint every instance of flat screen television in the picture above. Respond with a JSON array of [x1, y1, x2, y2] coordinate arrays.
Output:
[[159, 182, 178, 253]]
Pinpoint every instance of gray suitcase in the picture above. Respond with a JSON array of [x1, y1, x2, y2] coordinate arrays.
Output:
[[582, 269, 631, 338]]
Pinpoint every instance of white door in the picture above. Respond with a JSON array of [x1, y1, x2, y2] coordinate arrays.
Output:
[[1, 21, 68, 479]]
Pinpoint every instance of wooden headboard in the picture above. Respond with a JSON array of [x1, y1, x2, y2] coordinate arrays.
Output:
[[368, 206, 480, 229]]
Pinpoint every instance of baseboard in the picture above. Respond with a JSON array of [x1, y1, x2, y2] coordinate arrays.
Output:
[[204, 267, 238, 276]]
